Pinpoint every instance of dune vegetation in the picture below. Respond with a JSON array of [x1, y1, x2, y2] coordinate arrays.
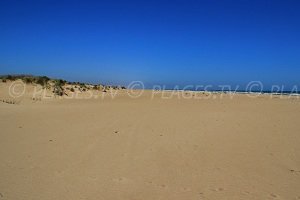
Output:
[[0, 75, 126, 96]]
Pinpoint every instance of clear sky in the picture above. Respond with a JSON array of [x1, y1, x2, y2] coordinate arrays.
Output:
[[0, 0, 299, 89]]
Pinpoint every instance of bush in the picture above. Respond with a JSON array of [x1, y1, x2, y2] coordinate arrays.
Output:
[[57, 79, 66, 86], [23, 77, 34, 84], [53, 80, 65, 96], [93, 85, 99, 90], [53, 85, 64, 96], [53, 79, 66, 88], [36, 76, 50, 86], [70, 88, 75, 92], [79, 83, 86, 88], [7, 75, 14, 81]]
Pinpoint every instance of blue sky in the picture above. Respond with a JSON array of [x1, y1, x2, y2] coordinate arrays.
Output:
[[0, 0, 299, 89]]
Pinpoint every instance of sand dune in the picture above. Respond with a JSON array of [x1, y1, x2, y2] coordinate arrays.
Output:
[[0, 81, 300, 199]]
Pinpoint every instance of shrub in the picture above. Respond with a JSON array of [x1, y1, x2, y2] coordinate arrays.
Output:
[[53, 79, 66, 88], [79, 83, 86, 88], [36, 76, 50, 86], [93, 85, 99, 90], [7, 75, 14, 81], [53, 80, 65, 96], [23, 77, 34, 84], [70, 88, 75, 92], [57, 79, 66, 86], [53, 85, 64, 96]]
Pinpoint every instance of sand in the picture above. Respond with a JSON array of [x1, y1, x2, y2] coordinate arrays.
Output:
[[0, 81, 300, 200]]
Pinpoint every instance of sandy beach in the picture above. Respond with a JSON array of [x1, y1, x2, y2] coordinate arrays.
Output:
[[0, 81, 299, 200]]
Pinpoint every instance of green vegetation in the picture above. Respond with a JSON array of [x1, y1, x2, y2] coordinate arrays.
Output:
[[56, 79, 66, 86], [0, 74, 127, 96], [93, 85, 103, 90], [36, 76, 50, 87], [79, 83, 87, 88], [23, 77, 33, 84], [53, 79, 66, 96], [7, 75, 14, 81], [0, 75, 51, 87]]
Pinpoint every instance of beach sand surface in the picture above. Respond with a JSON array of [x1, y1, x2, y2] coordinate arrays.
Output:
[[0, 81, 300, 200]]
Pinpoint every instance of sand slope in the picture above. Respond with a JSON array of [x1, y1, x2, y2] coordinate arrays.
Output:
[[0, 83, 300, 199]]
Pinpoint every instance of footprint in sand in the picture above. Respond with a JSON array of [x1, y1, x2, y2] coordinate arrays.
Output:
[[197, 192, 207, 200], [290, 169, 300, 174], [159, 184, 168, 189], [270, 193, 279, 199], [112, 177, 132, 184]]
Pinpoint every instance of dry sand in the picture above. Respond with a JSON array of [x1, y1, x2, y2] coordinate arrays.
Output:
[[0, 81, 300, 199]]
